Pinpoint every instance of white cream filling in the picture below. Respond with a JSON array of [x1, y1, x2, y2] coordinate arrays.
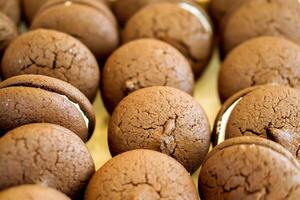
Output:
[[216, 98, 241, 144], [178, 2, 212, 34]]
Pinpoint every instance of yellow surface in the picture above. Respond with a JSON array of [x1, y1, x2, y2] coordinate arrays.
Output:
[[86, 49, 222, 186]]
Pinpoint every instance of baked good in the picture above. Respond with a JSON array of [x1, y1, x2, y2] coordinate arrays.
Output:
[[1, 29, 100, 101], [108, 86, 211, 173], [84, 149, 199, 200], [31, 0, 119, 59], [0, 0, 20, 24], [0, 123, 95, 198], [199, 136, 300, 200], [122, 2, 213, 77], [0, 185, 70, 200], [0, 74, 95, 142], [221, 0, 300, 55], [218, 36, 300, 102], [102, 38, 194, 113], [212, 85, 300, 161], [0, 12, 18, 54]]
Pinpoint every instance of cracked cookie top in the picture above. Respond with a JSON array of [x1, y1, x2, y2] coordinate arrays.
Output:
[[199, 136, 300, 200], [85, 149, 198, 200], [108, 86, 210, 173], [0, 29, 100, 101], [122, 2, 213, 77], [218, 36, 300, 102], [102, 38, 194, 114], [0, 185, 70, 200], [0, 123, 95, 198], [0, 12, 18, 53], [220, 0, 300, 55]]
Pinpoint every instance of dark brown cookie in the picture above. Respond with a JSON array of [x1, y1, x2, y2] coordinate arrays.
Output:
[[199, 136, 300, 200], [0, 0, 21, 24], [122, 2, 213, 77], [102, 38, 194, 114], [219, 36, 300, 102], [1, 29, 100, 101], [0, 185, 70, 200], [0, 12, 18, 54], [213, 85, 300, 161], [0, 74, 95, 142], [85, 149, 198, 200], [220, 0, 300, 55], [31, 0, 119, 59], [0, 123, 95, 198], [108, 86, 211, 173]]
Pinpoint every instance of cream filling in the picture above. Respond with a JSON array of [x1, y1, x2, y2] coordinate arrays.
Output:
[[178, 2, 212, 34], [61, 95, 89, 128], [216, 98, 241, 145]]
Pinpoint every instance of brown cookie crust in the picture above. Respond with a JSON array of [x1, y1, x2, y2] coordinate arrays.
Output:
[[219, 36, 300, 102], [199, 136, 300, 200], [1, 29, 100, 101], [108, 86, 211, 173], [85, 149, 198, 200], [0, 0, 21, 24], [0, 12, 18, 53], [0, 185, 71, 200], [122, 2, 213, 77], [0, 123, 95, 198], [102, 39, 194, 114]]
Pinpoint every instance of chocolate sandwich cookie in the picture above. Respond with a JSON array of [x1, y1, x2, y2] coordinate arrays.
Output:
[[31, 0, 119, 59], [213, 85, 300, 160], [221, 0, 300, 55], [122, 2, 213, 77], [85, 149, 198, 200], [1, 29, 100, 101], [199, 136, 300, 200], [0, 74, 95, 142], [0, 0, 20, 24], [0, 123, 95, 198], [108, 86, 211, 173], [219, 36, 300, 102], [102, 39, 194, 114], [0, 12, 18, 54], [0, 185, 70, 200]]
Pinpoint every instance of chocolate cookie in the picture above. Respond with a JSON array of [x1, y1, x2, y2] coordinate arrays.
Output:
[[122, 2, 213, 77], [102, 39, 194, 114], [0, 185, 70, 200], [0, 74, 95, 142], [1, 29, 100, 101], [219, 36, 300, 102], [213, 85, 300, 161], [221, 0, 300, 55], [85, 149, 198, 200], [0, 0, 20, 24], [199, 136, 300, 200], [31, 0, 119, 59], [108, 86, 211, 173], [0, 12, 18, 54], [0, 123, 95, 198]]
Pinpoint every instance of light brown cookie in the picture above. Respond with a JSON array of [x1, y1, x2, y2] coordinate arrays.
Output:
[[0, 0, 21, 24], [0, 12, 18, 54]]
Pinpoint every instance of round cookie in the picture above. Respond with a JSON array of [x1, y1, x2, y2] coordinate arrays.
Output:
[[85, 149, 199, 200], [0, 185, 70, 200], [108, 86, 211, 173], [102, 39, 194, 114], [0, 0, 21, 24], [0, 74, 95, 142], [0, 12, 18, 54], [199, 136, 300, 200], [122, 2, 213, 77], [221, 0, 300, 55], [31, 0, 119, 59], [219, 36, 300, 102], [0, 123, 95, 198], [213, 85, 300, 161], [1, 29, 100, 101]]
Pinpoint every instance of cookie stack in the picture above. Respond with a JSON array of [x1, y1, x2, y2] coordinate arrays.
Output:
[[0, 0, 299, 200]]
